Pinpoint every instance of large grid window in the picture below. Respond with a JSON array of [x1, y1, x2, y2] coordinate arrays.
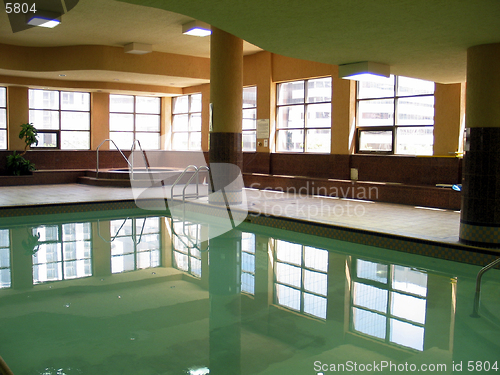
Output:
[[171, 93, 201, 150], [172, 221, 202, 278], [274, 240, 329, 319], [110, 217, 161, 274], [109, 94, 161, 150], [0, 229, 10, 289], [276, 77, 332, 153], [350, 258, 428, 351], [243, 86, 257, 152], [241, 232, 256, 294], [0, 87, 6, 150], [32, 223, 92, 284], [357, 75, 435, 155], [29, 89, 90, 149]]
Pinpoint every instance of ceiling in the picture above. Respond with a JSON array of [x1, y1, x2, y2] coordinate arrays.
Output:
[[1, 0, 500, 87]]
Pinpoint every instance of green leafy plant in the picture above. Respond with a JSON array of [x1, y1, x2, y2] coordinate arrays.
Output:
[[19, 122, 39, 155], [6, 151, 36, 175], [6, 123, 38, 175]]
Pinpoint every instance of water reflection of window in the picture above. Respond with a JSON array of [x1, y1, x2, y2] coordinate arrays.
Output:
[[241, 233, 256, 294], [111, 217, 161, 274], [274, 240, 328, 319], [32, 223, 92, 284], [172, 221, 202, 278], [351, 259, 428, 351], [0, 229, 11, 289]]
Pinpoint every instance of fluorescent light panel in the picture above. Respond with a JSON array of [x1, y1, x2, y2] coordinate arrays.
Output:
[[338, 61, 390, 81], [182, 20, 211, 37], [26, 10, 61, 28]]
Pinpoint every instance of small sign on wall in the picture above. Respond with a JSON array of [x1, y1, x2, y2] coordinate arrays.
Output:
[[257, 119, 270, 139]]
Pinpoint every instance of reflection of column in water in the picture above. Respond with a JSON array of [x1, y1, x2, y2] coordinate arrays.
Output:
[[209, 228, 242, 375]]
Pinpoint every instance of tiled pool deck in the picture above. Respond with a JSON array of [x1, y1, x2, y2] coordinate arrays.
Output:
[[0, 183, 461, 244]]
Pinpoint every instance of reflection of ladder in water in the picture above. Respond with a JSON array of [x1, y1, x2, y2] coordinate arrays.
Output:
[[170, 218, 208, 254], [96, 217, 147, 245], [169, 165, 210, 253]]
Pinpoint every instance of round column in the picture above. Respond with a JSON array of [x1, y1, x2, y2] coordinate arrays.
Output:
[[209, 27, 244, 205], [459, 42, 500, 247]]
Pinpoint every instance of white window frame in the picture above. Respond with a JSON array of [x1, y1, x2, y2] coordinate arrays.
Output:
[[171, 93, 202, 151], [276, 77, 332, 153], [28, 89, 91, 150], [109, 94, 161, 150], [356, 75, 435, 155]]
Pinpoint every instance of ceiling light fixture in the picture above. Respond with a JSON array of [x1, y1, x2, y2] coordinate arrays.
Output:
[[26, 10, 61, 28], [182, 20, 211, 37], [124, 42, 153, 55], [338, 61, 390, 81]]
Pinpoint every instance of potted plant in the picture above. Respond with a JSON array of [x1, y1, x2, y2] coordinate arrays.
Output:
[[6, 123, 38, 175]]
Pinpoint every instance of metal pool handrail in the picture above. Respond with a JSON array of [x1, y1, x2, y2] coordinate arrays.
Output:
[[170, 165, 198, 199], [0, 355, 14, 375], [130, 139, 153, 183], [471, 256, 500, 318], [96, 139, 131, 178]]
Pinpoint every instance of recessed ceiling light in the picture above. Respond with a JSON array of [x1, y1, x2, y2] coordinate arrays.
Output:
[[338, 61, 390, 81], [26, 10, 61, 28], [182, 20, 211, 37]]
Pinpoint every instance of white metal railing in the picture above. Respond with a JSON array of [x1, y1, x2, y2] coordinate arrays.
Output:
[[96, 139, 151, 181], [471, 256, 500, 317]]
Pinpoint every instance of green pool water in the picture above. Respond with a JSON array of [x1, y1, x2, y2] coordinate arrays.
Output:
[[0, 209, 499, 375]]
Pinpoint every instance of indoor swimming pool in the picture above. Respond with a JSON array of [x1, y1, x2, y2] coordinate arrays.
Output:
[[0, 207, 499, 375]]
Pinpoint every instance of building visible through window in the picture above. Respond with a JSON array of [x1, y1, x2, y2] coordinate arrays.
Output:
[[29, 89, 91, 150], [0, 87, 6, 150], [276, 77, 332, 153], [356, 75, 435, 155], [171, 94, 202, 150], [243, 86, 257, 151], [109, 94, 161, 150]]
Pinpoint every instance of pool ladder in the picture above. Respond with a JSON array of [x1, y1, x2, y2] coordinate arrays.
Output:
[[170, 165, 211, 253], [95, 139, 153, 182], [471, 256, 500, 318]]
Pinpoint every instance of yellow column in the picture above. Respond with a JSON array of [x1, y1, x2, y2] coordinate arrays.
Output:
[[91, 92, 110, 150], [7, 86, 29, 151], [433, 83, 466, 156], [331, 72, 356, 155], [209, 27, 244, 204]]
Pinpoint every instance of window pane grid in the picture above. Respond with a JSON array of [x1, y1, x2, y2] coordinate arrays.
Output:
[[356, 75, 434, 155], [171, 221, 202, 278], [171, 94, 201, 151], [277, 78, 331, 153], [0, 229, 11, 289], [111, 217, 161, 274], [0, 87, 6, 150], [32, 223, 92, 284], [29, 89, 90, 150], [241, 232, 256, 294], [274, 240, 328, 319], [350, 259, 428, 351], [109, 94, 161, 150], [243, 86, 257, 151]]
